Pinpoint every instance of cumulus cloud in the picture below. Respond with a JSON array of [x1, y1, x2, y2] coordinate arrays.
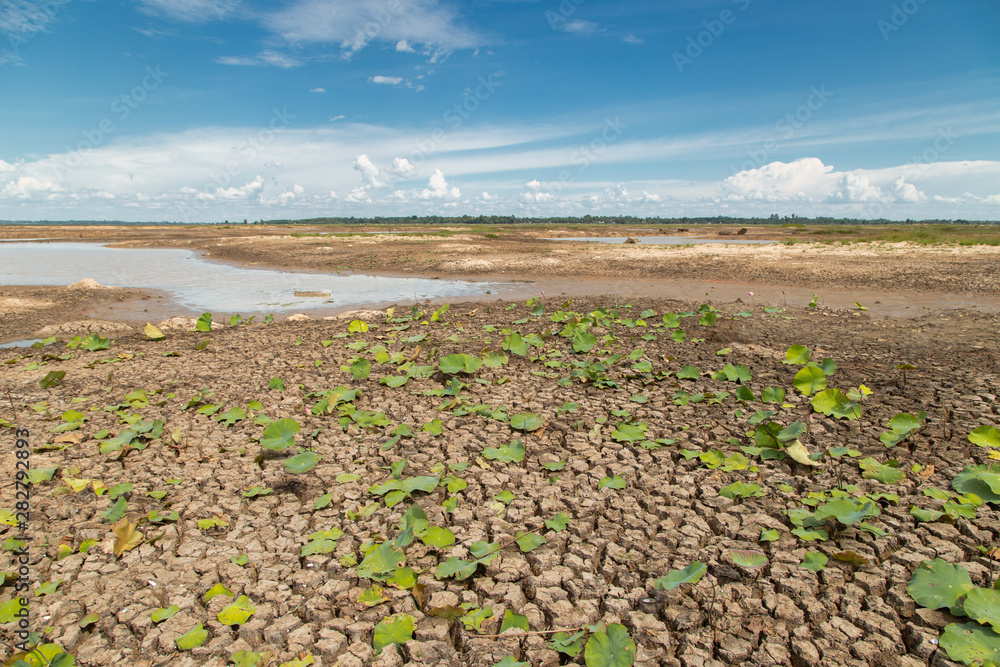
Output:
[[722, 158, 835, 202], [396, 39, 416, 53], [370, 75, 403, 85], [520, 180, 554, 203], [419, 169, 461, 200], [891, 177, 927, 204], [622, 34, 643, 45], [388, 157, 415, 178], [586, 185, 663, 208], [353, 154, 385, 188], [214, 175, 263, 199], [309, 87, 326, 93], [345, 186, 371, 204], [0, 175, 60, 199]]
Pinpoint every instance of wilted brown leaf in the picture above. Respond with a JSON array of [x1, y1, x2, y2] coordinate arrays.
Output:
[[113, 515, 144, 557]]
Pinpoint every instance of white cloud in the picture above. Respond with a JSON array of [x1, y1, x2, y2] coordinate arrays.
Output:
[[419, 169, 461, 200], [330, 115, 346, 121], [214, 175, 263, 200], [134, 0, 239, 23], [345, 186, 371, 204], [520, 180, 554, 203], [1, 175, 60, 199], [388, 157, 415, 178], [1, 0, 71, 64], [309, 87, 326, 93], [265, 0, 480, 57], [561, 20, 599, 34], [891, 177, 927, 204], [370, 75, 403, 85], [622, 34, 643, 45], [722, 158, 840, 202], [216, 50, 301, 68], [396, 39, 416, 53], [353, 154, 385, 189], [3, 115, 999, 221], [828, 172, 883, 203]]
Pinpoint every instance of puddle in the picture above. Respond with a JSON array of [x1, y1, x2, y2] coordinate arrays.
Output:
[[543, 236, 775, 245], [0, 238, 59, 242], [0, 242, 509, 314], [0, 339, 43, 348]]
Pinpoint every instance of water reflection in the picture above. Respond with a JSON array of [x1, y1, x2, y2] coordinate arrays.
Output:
[[0, 242, 506, 313]]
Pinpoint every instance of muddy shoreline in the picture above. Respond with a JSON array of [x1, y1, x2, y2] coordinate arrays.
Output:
[[2, 225, 1000, 666], [4, 224, 1000, 345]]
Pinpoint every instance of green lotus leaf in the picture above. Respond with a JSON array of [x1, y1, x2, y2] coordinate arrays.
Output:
[[653, 561, 707, 591], [584, 623, 636, 667], [940, 622, 1000, 667], [373, 613, 415, 654], [260, 418, 300, 451], [217, 595, 255, 626], [175, 623, 208, 651], [907, 558, 974, 615]]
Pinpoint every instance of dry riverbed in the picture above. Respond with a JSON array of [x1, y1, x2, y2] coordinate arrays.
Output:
[[1, 293, 1000, 667]]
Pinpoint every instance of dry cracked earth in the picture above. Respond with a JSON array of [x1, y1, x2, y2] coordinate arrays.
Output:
[[2, 296, 1000, 667]]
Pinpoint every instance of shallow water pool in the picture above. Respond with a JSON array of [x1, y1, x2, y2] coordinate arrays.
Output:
[[0, 242, 507, 314]]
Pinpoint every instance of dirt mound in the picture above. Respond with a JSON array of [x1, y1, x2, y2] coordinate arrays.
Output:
[[68, 278, 111, 289]]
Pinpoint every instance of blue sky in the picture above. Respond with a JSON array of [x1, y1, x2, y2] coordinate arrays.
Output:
[[1, 0, 998, 222]]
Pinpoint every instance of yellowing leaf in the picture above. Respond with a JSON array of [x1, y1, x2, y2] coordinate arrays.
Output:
[[144, 323, 166, 340], [786, 440, 822, 467], [64, 477, 91, 493], [112, 516, 144, 557]]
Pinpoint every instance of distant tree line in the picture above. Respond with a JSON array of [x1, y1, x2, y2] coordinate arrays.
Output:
[[263, 214, 996, 227], [3, 215, 997, 226]]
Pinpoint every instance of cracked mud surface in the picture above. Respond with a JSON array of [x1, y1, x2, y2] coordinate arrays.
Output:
[[2, 295, 999, 666]]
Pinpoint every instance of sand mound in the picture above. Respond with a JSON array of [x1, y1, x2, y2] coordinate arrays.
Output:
[[67, 278, 111, 289]]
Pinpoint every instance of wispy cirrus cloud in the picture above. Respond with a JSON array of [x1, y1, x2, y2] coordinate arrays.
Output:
[[264, 0, 481, 57], [0, 0, 71, 65], [133, 0, 241, 23], [216, 50, 302, 68]]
